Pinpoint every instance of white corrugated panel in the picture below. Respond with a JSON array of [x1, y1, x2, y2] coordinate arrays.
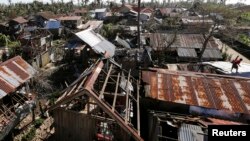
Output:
[[75, 29, 102, 47], [0, 90, 7, 99], [0, 71, 20, 87], [179, 124, 204, 141], [75, 29, 116, 57]]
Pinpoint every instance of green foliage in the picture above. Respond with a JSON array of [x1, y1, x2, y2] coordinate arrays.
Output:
[[200, 3, 239, 25], [0, 33, 21, 57], [240, 12, 250, 21], [100, 24, 124, 39], [100, 23, 113, 37], [48, 91, 61, 104], [0, 2, 75, 21], [21, 118, 44, 141], [21, 128, 36, 141], [0, 33, 20, 47], [238, 34, 250, 46], [34, 118, 44, 128]]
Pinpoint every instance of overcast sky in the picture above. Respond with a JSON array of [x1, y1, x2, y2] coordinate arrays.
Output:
[[0, 0, 249, 5]]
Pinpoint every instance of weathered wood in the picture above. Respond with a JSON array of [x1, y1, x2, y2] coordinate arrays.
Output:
[[125, 69, 131, 124], [112, 73, 120, 112], [99, 64, 113, 99]]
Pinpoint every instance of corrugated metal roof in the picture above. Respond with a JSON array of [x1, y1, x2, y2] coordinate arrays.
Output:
[[178, 124, 204, 141], [37, 11, 56, 20], [202, 48, 222, 59], [149, 33, 222, 59], [203, 118, 243, 125], [82, 20, 103, 30], [150, 33, 218, 50], [74, 8, 88, 13], [45, 20, 61, 29], [115, 36, 131, 49], [142, 69, 250, 114], [177, 48, 197, 58], [11, 16, 28, 24], [95, 8, 107, 13], [0, 56, 36, 99], [177, 48, 222, 59], [75, 29, 115, 57], [58, 16, 82, 21]]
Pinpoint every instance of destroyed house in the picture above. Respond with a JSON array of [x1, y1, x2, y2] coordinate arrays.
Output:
[[49, 59, 142, 141], [0, 22, 8, 34], [58, 16, 83, 29], [95, 8, 107, 20], [155, 8, 184, 18], [181, 17, 214, 33], [74, 8, 88, 16], [9, 16, 28, 34], [65, 29, 115, 67], [147, 33, 222, 62], [141, 68, 250, 122], [35, 11, 56, 27], [75, 29, 115, 57], [0, 56, 36, 140], [146, 111, 243, 141], [81, 20, 103, 32], [18, 29, 52, 67]]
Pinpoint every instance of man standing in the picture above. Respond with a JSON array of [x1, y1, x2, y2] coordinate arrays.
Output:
[[231, 56, 243, 73]]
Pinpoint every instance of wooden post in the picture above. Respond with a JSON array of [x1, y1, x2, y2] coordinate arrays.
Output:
[[112, 73, 120, 112], [137, 80, 141, 135]]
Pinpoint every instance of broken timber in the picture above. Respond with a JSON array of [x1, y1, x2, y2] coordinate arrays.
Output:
[[48, 59, 143, 141]]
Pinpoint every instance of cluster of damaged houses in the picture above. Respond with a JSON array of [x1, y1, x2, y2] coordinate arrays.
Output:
[[1, 3, 250, 141]]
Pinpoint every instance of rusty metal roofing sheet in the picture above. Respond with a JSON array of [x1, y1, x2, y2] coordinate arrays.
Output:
[[150, 33, 218, 50], [142, 69, 250, 114], [12, 16, 28, 24], [177, 48, 197, 58], [58, 16, 82, 21], [202, 48, 222, 59], [0, 56, 36, 98]]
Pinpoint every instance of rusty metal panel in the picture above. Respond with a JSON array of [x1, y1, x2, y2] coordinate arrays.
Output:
[[0, 56, 36, 98], [149, 34, 219, 51], [142, 69, 250, 114]]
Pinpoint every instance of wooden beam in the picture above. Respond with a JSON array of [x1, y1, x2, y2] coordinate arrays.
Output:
[[85, 89, 144, 141], [125, 69, 131, 124], [99, 64, 113, 99], [75, 77, 87, 93], [56, 83, 77, 103], [112, 73, 120, 112]]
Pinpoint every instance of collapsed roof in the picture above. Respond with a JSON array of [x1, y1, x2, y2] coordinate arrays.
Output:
[[0, 56, 36, 98], [49, 58, 142, 141], [75, 29, 116, 58]]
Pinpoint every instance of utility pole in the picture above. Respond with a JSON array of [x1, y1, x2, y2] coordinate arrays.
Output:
[[137, 0, 141, 49]]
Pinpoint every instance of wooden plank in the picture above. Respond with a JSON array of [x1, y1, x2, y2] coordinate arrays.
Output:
[[112, 73, 120, 112], [125, 69, 131, 124], [99, 64, 113, 99]]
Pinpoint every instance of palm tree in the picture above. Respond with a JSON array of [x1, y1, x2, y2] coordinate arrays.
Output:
[[8, 0, 12, 5], [85, 0, 89, 5]]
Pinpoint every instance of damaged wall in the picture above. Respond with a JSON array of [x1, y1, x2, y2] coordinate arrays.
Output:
[[53, 108, 96, 141]]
